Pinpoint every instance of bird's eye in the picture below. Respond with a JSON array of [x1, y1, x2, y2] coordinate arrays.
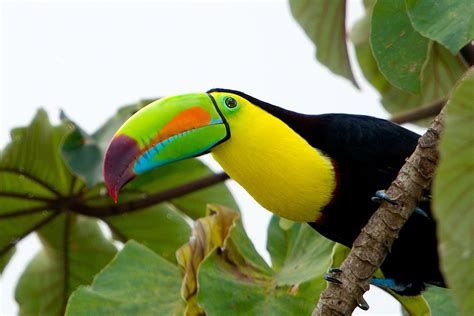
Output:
[[224, 97, 237, 109]]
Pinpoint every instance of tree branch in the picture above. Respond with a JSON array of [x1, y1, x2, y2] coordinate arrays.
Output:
[[67, 172, 230, 217], [390, 99, 445, 124], [314, 107, 445, 315]]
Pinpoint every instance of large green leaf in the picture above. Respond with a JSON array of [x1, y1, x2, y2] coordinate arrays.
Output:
[[289, 0, 358, 87], [371, 0, 430, 93], [197, 215, 334, 315], [406, 0, 474, 54], [103, 204, 191, 263], [0, 108, 236, 312], [351, 5, 467, 119], [0, 110, 79, 269], [423, 286, 460, 316], [65, 241, 185, 316], [15, 214, 116, 315], [433, 68, 474, 314]]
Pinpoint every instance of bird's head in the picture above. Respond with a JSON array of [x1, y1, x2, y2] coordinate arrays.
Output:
[[103, 89, 250, 202]]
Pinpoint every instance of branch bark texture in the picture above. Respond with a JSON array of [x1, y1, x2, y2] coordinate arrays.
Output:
[[314, 108, 445, 315]]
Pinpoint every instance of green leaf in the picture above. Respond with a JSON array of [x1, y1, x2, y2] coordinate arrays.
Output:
[[352, 5, 467, 120], [61, 100, 152, 187], [0, 110, 79, 264], [65, 241, 185, 316], [0, 246, 15, 274], [406, 0, 474, 54], [423, 286, 460, 316], [1, 107, 235, 312], [371, 0, 430, 93], [289, 0, 358, 87], [433, 68, 474, 315], [104, 204, 191, 263], [197, 215, 334, 315], [267, 216, 334, 286], [15, 214, 116, 316]]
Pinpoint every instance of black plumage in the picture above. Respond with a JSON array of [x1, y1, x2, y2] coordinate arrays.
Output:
[[212, 89, 445, 295]]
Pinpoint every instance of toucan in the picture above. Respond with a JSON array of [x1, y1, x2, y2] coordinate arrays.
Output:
[[103, 89, 445, 296]]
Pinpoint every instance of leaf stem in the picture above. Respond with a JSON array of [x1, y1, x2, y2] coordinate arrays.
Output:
[[0, 168, 63, 197], [0, 206, 51, 219], [0, 192, 55, 203], [390, 99, 445, 124], [0, 211, 61, 258], [67, 172, 230, 217]]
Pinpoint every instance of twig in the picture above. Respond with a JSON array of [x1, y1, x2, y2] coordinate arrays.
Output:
[[390, 99, 445, 124], [67, 172, 230, 217], [314, 107, 445, 315]]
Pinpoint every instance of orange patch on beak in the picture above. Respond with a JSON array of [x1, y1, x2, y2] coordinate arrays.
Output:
[[141, 106, 212, 154]]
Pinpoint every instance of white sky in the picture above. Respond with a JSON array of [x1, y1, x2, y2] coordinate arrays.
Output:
[[1, 0, 405, 314]]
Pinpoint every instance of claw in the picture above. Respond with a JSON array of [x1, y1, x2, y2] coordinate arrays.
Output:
[[324, 273, 343, 284], [414, 207, 431, 220], [329, 267, 342, 273], [371, 190, 397, 205], [357, 297, 370, 311]]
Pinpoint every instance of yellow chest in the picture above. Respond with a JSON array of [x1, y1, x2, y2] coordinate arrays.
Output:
[[211, 108, 336, 222]]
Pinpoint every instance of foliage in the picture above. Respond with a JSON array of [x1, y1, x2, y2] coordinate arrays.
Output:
[[1, 0, 472, 315], [433, 68, 474, 315], [66, 208, 335, 316], [0, 106, 236, 315]]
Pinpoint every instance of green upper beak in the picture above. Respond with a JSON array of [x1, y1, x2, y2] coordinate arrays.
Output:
[[103, 93, 229, 202]]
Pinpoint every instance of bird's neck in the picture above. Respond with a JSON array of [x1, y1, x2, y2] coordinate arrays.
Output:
[[211, 106, 336, 222]]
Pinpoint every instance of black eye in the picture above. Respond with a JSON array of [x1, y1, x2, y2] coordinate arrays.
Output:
[[224, 97, 237, 108]]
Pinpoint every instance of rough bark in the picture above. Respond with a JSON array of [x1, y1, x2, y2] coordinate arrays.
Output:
[[313, 108, 445, 315]]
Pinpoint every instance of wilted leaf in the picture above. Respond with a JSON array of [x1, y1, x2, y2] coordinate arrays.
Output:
[[406, 0, 474, 54], [66, 241, 185, 316], [197, 215, 334, 315], [1, 108, 237, 312], [177, 204, 240, 314], [15, 214, 116, 315], [371, 0, 430, 93], [289, 0, 358, 87], [433, 68, 474, 314]]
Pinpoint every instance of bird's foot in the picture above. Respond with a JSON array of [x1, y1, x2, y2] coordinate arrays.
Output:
[[324, 267, 370, 310], [372, 190, 431, 220], [371, 190, 397, 205], [324, 267, 342, 284], [370, 277, 413, 293]]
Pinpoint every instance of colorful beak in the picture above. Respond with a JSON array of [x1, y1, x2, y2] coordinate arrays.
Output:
[[103, 93, 229, 202]]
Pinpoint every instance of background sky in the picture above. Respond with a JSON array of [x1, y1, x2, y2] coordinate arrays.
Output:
[[1, 0, 409, 314]]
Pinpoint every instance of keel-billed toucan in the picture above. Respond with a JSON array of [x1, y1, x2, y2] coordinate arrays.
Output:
[[103, 89, 445, 296]]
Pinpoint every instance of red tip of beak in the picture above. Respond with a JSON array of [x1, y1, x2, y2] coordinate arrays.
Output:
[[103, 134, 140, 202]]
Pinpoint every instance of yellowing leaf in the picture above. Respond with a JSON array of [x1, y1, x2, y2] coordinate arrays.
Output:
[[176, 204, 240, 314]]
